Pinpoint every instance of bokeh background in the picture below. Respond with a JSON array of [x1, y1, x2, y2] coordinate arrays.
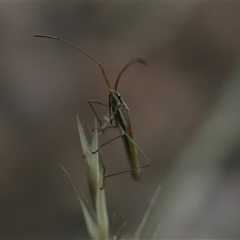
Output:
[[1, 2, 240, 239]]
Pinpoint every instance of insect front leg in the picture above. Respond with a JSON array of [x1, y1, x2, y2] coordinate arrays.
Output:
[[91, 107, 126, 154], [88, 99, 118, 133], [88, 100, 108, 126], [88, 100, 123, 153]]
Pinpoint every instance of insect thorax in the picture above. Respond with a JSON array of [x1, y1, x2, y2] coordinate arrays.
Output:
[[109, 90, 129, 129], [110, 90, 128, 110]]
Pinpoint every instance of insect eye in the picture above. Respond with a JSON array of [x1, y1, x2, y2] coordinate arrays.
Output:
[[115, 92, 121, 99]]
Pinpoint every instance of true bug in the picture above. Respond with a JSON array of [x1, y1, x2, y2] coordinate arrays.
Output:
[[34, 34, 150, 180]]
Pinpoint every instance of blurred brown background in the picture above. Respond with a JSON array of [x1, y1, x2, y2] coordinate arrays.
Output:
[[1, 2, 240, 239]]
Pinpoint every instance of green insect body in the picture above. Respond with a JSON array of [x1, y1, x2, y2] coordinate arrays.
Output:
[[34, 34, 150, 180], [109, 89, 141, 180]]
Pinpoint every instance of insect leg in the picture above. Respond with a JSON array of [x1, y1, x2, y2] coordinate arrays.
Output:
[[88, 100, 108, 126], [117, 122, 151, 167], [92, 133, 123, 154]]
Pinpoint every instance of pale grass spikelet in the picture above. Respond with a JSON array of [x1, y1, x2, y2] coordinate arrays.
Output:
[[76, 115, 110, 239]]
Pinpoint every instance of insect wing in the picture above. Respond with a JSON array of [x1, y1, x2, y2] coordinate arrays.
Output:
[[121, 119, 141, 181], [110, 90, 141, 180]]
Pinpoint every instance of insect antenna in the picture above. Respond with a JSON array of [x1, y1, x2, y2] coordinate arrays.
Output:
[[114, 58, 146, 91], [33, 34, 111, 89]]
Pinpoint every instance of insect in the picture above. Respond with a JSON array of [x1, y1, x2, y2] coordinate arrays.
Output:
[[34, 34, 150, 180]]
